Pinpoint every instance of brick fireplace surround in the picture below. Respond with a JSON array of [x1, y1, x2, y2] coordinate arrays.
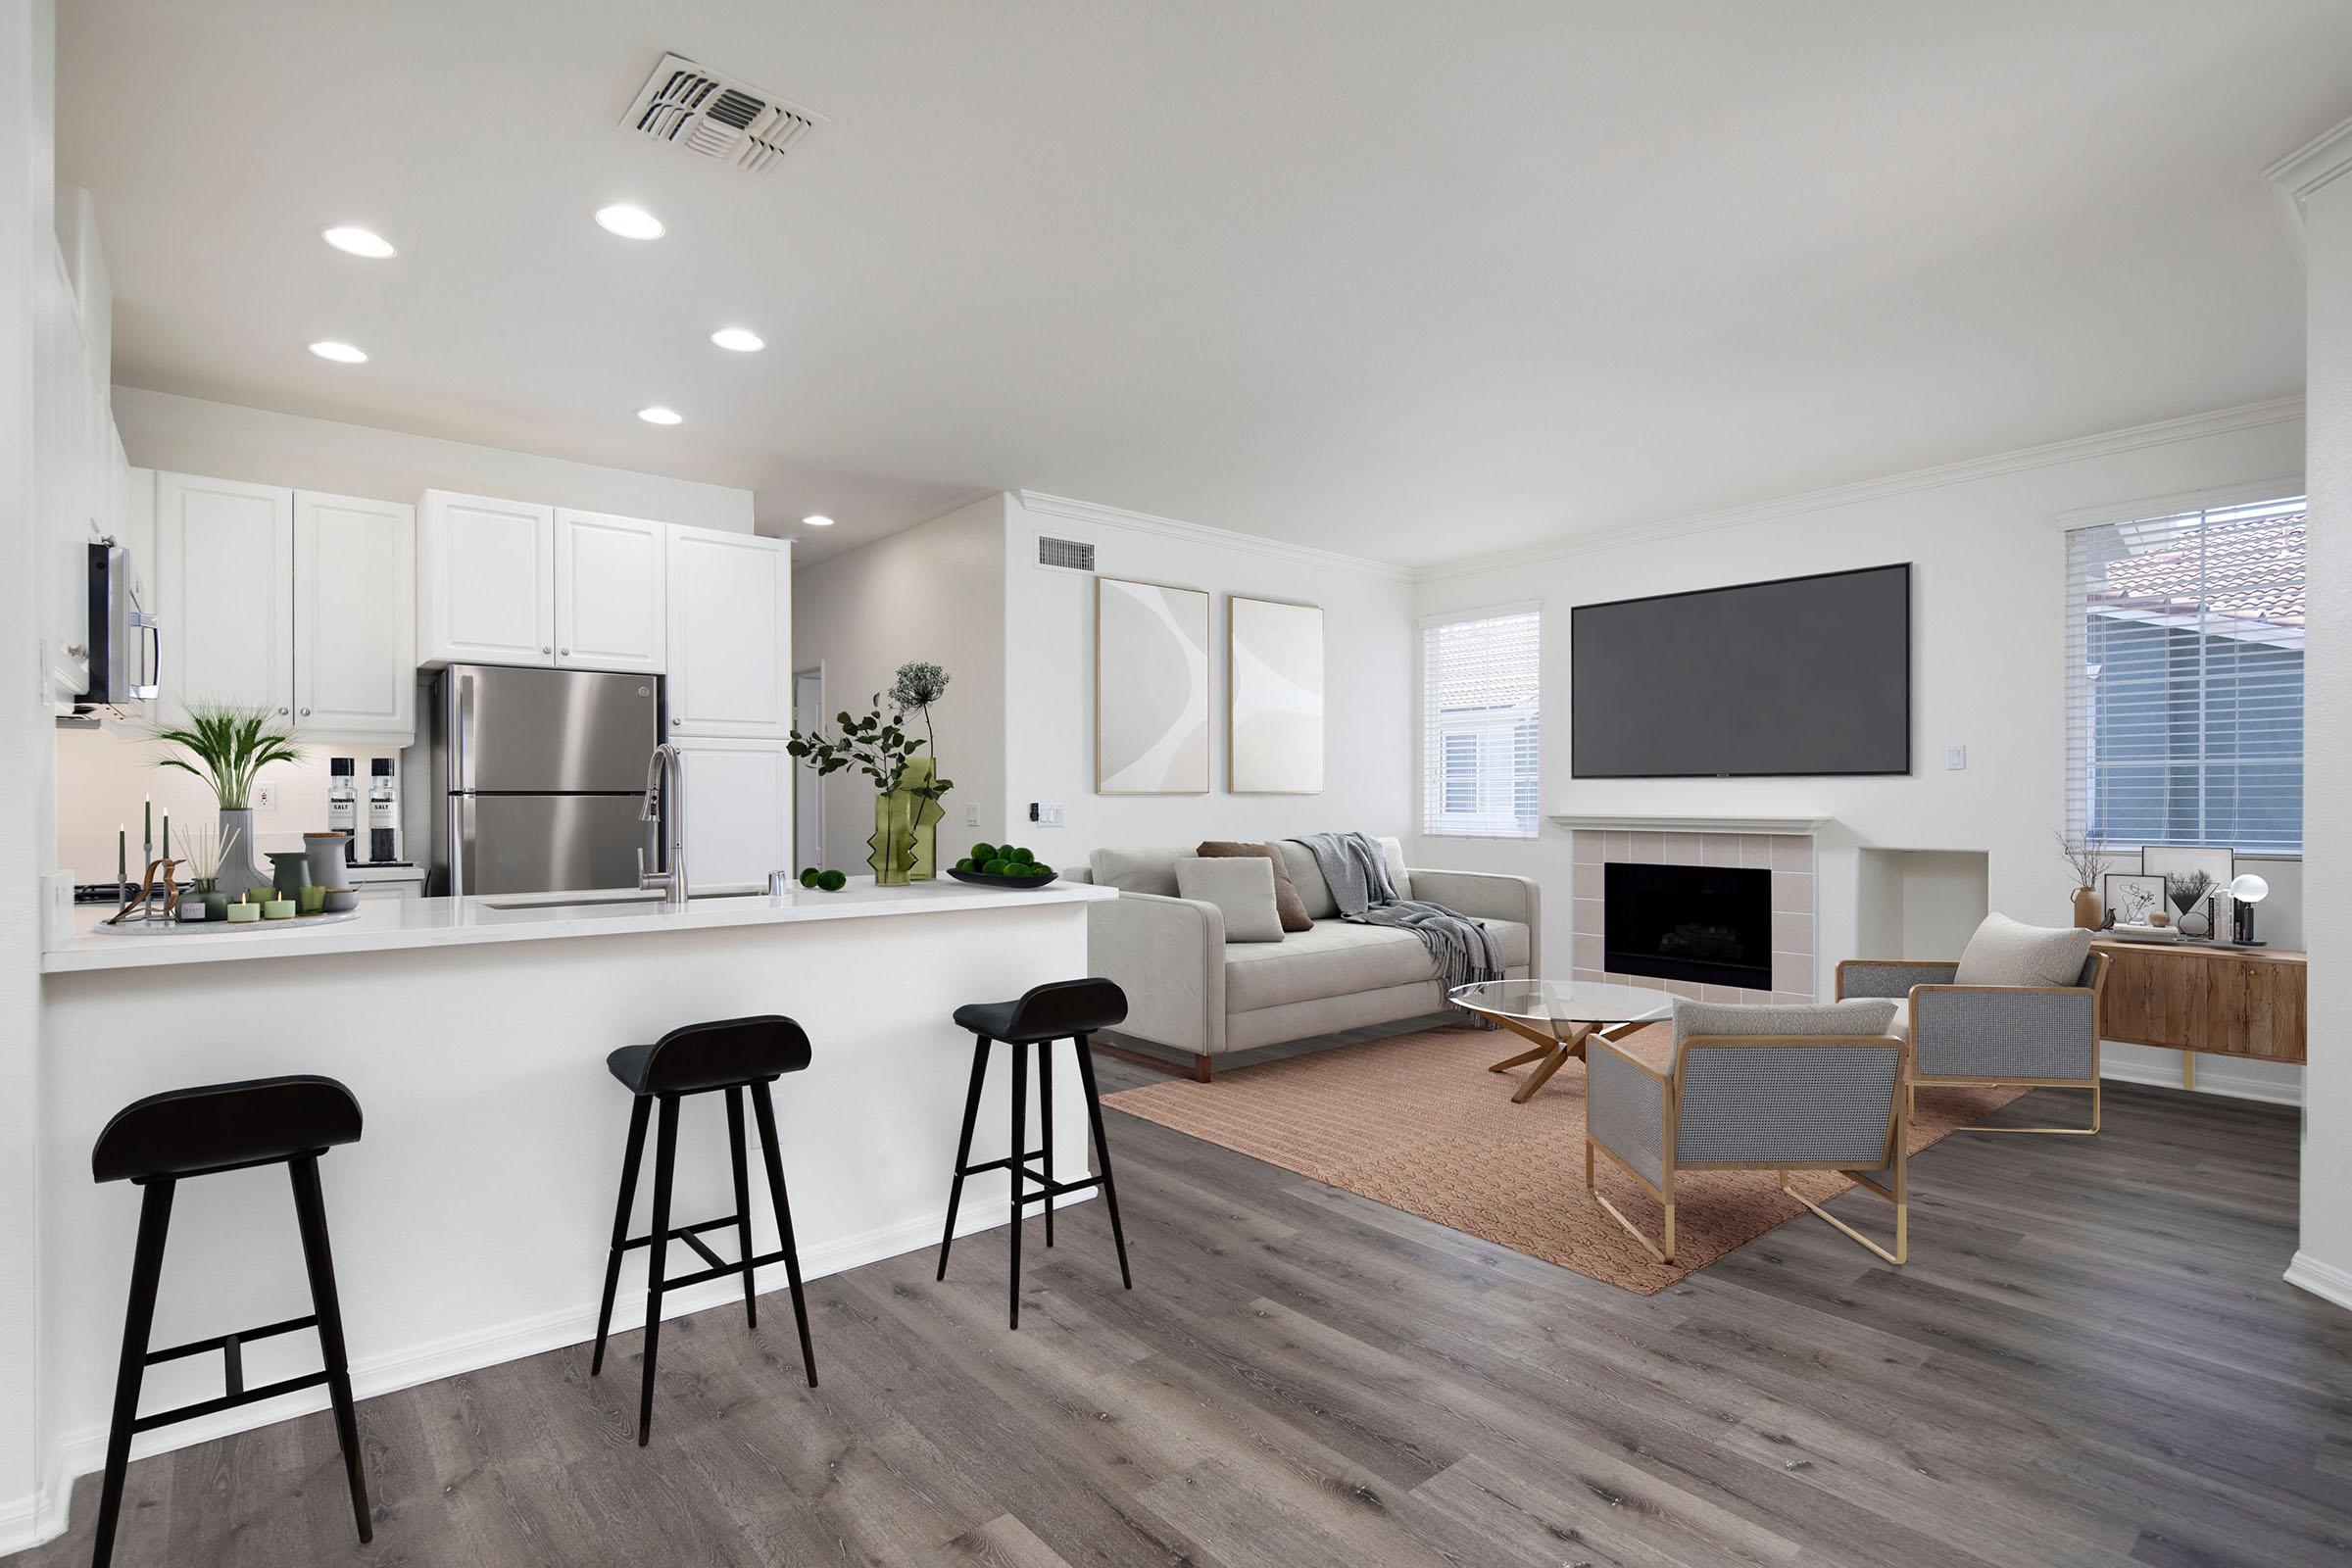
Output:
[[1570, 829, 1818, 1003]]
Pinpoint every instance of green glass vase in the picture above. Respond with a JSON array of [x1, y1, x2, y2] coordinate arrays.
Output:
[[868, 758, 947, 886]]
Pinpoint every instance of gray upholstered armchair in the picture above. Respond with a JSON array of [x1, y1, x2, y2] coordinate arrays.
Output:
[[1836, 952, 2110, 1135], [1585, 999, 1911, 1266]]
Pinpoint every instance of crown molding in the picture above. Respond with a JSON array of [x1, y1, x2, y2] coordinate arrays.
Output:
[[1013, 489, 1415, 582], [1415, 396, 2306, 584], [2264, 114, 2352, 264]]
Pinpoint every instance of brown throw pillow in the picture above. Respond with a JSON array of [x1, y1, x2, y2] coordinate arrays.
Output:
[[1197, 840, 1313, 931]]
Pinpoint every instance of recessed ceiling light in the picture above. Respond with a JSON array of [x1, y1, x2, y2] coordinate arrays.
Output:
[[321, 225, 396, 259], [710, 326, 765, 353], [637, 406, 683, 425], [595, 204, 664, 239], [801, 514, 835, 527], [308, 340, 368, 364]]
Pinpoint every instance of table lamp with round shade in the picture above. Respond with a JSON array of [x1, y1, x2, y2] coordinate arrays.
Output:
[[2228, 873, 2269, 946]]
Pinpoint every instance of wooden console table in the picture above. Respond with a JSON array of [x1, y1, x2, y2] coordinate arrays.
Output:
[[2090, 938, 2307, 1087]]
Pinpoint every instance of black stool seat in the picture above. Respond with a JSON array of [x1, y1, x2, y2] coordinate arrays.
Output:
[[593, 1014, 817, 1446], [953, 978, 1128, 1044], [939, 978, 1132, 1328], [605, 1014, 811, 1095], [93, 1075, 362, 1183], [88, 1076, 371, 1568]]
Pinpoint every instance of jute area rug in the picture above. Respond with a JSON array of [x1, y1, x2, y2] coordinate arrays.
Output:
[[1102, 1022, 2026, 1294]]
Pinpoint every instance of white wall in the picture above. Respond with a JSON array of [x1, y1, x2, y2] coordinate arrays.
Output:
[[113, 386, 755, 532], [2292, 143, 2352, 1310], [1002, 493, 1416, 866], [1, 0, 57, 1549], [1411, 406, 2310, 1104], [790, 495, 1009, 863]]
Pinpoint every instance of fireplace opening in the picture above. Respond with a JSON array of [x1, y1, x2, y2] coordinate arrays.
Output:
[[1603, 861, 1772, 990]]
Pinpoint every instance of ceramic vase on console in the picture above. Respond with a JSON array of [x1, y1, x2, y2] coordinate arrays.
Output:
[[2072, 886, 2103, 930], [305, 832, 355, 893], [213, 808, 265, 905], [270, 851, 313, 901]]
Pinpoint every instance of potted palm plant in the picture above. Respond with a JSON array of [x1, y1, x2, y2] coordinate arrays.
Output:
[[153, 705, 301, 901]]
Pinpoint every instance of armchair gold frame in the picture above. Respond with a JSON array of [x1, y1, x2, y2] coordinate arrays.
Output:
[[1584, 1032, 1911, 1267], [1836, 955, 2109, 1136]]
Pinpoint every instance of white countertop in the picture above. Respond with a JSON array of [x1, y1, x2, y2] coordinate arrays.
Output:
[[43, 876, 1114, 974]]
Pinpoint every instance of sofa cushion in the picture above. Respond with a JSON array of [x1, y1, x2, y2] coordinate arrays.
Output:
[[1197, 840, 1312, 931], [1671, 996, 1898, 1045], [1953, 912, 2093, 989], [1224, 916, 1529, 1013], [1174, 857, 1285, 943], [1271, 835, 1412, 919], [1090, 846, 1188, 898]]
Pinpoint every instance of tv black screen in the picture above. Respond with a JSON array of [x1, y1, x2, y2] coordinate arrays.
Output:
[[1571, 564, 1911, 778]]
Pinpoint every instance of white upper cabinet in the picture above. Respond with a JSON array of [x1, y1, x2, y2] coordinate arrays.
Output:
[[554, 509, 665, 672], [156, 472, 296, 722], [295, 492, 416, 736], [674, 739, 793, 887], [418, 491, 556, 666], [665, 526, 791, 738]]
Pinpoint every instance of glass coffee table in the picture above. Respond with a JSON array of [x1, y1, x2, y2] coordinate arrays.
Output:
[[1448, 978, 1674, 1103]]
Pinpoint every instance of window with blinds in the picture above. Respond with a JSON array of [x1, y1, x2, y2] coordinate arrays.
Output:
[[2064, 493, 2306, 854], [1422, 609, 1541, 837]]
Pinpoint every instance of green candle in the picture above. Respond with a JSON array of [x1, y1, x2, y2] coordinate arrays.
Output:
[[118, 826, 126, 883], [162, 813, 170, 858], [143, 797, 152, 848]]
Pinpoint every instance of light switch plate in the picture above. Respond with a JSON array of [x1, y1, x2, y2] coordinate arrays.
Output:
[[964, 805, 980, 827], [1945, 745, 1966, 770]]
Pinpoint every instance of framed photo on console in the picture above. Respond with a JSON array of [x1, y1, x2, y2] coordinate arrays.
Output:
[[2102, 872, 2166, 927]]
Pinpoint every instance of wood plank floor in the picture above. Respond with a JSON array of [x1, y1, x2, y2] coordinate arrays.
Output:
[[15, 1050, 2349, 1568]]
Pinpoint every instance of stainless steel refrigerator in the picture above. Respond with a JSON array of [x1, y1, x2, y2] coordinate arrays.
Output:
[[424, 664, 662, 898]]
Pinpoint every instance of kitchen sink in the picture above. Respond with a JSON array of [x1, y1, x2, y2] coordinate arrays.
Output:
[[478, 888, 765, 911]]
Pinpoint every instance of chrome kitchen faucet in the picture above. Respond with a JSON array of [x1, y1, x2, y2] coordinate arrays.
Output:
[[636, 744, 689, 908]]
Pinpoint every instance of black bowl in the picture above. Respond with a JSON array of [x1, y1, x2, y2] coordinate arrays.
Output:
[[947, 866, 1059, 890]]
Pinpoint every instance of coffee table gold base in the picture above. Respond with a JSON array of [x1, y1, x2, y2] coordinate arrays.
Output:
[[1484, 1016, 1650, 1103]]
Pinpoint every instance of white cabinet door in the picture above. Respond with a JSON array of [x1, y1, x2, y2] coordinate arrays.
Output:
[[156, 472, 295, 722], [665, 527, 791, 738], [294, 491, 416, 738], [675, 739, 793, 889], [418, 490, 555, 666], [554, 509, 665, 672]]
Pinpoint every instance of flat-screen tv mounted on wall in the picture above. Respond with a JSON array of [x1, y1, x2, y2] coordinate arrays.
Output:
[[1570, 564, 1912, 778]]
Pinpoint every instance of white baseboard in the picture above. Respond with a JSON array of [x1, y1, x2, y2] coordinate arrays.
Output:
[[2285, 1250, 2352, 1313], [7, 1190, 1090, 1552], [2097, 1057, 2303, 1107]]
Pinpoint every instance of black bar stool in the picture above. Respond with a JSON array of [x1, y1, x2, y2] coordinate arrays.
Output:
[[591, 1014, 817, 1445], [88, 1075, 370, 1568], [937, 978, 1132, 1327]]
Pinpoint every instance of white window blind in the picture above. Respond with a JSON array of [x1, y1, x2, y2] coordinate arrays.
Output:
[[1422, 609, 1541, 837], [2064, 494, 2305, 854]]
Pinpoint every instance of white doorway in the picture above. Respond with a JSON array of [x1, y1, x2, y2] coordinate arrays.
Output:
[[792, 665, 824, 868]]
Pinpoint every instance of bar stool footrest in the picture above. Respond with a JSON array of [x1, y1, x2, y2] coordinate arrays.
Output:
[[130, 1369, 332, 1434], [953, 1149, 1049, 1180], [1014, 1169, 1102, 1202], [662, 1247, 798, 1294], [620, 1214, 742, 1252]]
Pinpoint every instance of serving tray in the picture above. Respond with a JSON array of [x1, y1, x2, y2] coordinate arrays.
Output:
[[92, 909, 366, 937]]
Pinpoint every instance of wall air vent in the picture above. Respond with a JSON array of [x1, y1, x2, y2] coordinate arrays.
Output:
[[1036, 535, 1097, 573], [620, 53, 818, 173]]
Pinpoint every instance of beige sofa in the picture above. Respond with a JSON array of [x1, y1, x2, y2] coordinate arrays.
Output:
[[1067, 836, 1538, 1080]]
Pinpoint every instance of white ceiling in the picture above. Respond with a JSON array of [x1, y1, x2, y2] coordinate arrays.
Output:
[[58, 1, 2351, 567]]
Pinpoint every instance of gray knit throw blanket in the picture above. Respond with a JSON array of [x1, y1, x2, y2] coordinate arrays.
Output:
[[1292, 833, 1503, 1001]]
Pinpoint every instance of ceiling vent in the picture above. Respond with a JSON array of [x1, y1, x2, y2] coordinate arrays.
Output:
[[1036, 535, 1097, 573], [620, 53, 818, 173]]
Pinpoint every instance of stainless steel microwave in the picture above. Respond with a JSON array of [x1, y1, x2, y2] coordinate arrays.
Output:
[[83, 540, 159, 710]]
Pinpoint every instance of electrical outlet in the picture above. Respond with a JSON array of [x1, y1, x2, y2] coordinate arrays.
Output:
[[965, 805, 981, 827], [1944, 745, 1967, 771], [255, 782, 278, 811]]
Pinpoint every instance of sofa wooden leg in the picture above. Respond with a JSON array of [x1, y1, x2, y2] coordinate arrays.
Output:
[[1193, 1054, 1213, 1083]]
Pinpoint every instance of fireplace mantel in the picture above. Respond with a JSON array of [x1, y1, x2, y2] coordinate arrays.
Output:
[[1547, 812, 1830, 836]]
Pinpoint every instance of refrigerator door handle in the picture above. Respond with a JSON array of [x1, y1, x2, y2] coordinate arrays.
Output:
[[452, 669, 477, 794], [451, 795, 473, 903]]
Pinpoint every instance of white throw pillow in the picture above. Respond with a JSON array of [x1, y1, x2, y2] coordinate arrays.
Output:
[[1952, 913, 2092, 989], [1174, 856, 1286, 943]]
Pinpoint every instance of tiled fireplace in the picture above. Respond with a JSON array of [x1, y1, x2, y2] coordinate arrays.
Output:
[[1570, 828, 1817, 1002]]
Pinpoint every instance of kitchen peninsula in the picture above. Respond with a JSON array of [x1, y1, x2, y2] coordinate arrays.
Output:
[[38, 878, 1114, 1475]]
